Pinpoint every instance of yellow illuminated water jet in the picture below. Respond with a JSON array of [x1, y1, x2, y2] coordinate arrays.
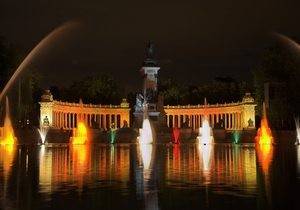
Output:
[[71, 121, 88, 145], [0, 97, 16, 145]]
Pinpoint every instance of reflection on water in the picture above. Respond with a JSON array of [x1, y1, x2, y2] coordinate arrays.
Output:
[[297, 146, 300, 176], [256, 144, 273, 174], [198, 144, 213, 172], [139, 144, 153, 170], [0, 143, 298, 210]]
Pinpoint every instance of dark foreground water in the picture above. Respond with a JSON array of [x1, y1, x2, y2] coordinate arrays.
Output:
[[0, 143, 299, 210]]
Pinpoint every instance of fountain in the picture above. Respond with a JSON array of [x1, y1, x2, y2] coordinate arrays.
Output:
[[197, 98, 213, 145], [38, 127, 48, 144], [0, 97, 16, 145], [139, 119, 154, 144], [197, 116, 214, 145], [256, 103, 273, 145], [295, 117, 300, 145], [199, 144, 213, 172], [0, 21, 80, 102], [172, 127, 180, 144], [109, 123, 117, 144], [138, 103, 154, 145], [232, 130, 241, 144], [71, 121, 88, 145]]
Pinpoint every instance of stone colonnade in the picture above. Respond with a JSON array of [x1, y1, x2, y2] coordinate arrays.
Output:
[[164, 100, 256, 130], [40, 100, 130, 130]]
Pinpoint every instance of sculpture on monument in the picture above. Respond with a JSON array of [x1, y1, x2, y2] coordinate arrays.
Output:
[[134, 41, 164, 127]]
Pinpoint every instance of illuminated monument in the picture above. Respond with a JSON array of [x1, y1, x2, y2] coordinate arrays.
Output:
[[134, 42, 165, 128], [39, 43, 256, 135]]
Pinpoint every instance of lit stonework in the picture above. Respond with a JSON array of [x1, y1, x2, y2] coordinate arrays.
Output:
[[164, 93, 256, 130], [39, 90, 130, 130]]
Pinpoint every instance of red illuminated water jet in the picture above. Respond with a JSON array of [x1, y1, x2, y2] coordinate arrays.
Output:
[[172, 127, 180, 144]]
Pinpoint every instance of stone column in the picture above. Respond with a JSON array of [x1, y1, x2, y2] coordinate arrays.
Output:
[[229, 113, 232, 130], [224, 114, 227, 130], [60, 112, 62, 128], [238, 113, 241, 129], [171, 115, 174, 128], [68, 113, 71, 129], [234, 113, 237, 130]]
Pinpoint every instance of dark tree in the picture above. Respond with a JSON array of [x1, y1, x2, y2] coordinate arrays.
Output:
[[253, 45, 300, 129]]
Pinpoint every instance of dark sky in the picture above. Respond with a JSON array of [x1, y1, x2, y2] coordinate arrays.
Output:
[[1, 0, 300, 92]]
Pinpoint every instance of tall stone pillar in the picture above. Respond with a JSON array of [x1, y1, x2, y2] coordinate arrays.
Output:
[[172, 115, 174, 128]]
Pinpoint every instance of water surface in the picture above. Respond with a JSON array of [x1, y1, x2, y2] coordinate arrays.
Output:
[[0, 143, 298, 210]]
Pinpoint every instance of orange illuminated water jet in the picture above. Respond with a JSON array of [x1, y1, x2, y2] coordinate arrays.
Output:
[[72, 121, 88, 145], [257, 143, 273, 173], [256, 103, 273, 145], [0, 97, 16, 145]]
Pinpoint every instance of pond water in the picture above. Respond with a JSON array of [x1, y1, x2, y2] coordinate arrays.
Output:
[[0, 143, 299, 210]]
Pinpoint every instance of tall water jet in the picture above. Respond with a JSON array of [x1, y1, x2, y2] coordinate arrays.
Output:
[[256, 103, 273, 145], [197, 98, 213, 145], [197, 116, 214, 145], [232, 130, 241, 144], [71, 121, 88, 145], [0, 97, 16, 145], [38, 127, 48, 144], [0, 21, 81, 102], [139, 119, 154, 144], [295, 117, 300, 145], [138, 104, 154, 144], [109, 123, 117, 144]]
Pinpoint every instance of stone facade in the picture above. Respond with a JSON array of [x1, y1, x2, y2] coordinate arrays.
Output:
[[39, 90, 130, 130], [164, 93, 256, 130]]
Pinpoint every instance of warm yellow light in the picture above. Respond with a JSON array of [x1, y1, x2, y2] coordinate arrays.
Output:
[[256, 117, 273, 145], [140, 144, 153, 170], [1, 122, 15, 146], [72, 121, 88, 145], [257, 143, 273, 173]]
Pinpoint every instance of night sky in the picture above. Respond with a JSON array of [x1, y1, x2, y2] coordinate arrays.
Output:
[[1, 0, 300, 92]]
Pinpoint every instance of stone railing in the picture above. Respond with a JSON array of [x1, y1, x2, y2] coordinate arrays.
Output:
[[164, 101, 244, 109], [53, 100, 129, 108]]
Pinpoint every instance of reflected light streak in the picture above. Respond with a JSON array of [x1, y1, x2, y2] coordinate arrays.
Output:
[[0, 145, 16, 178], [39, 145, 52, 193], [199, 144, 213, 172], [140, 144, 153, 170], [256, 144, 273, 173]]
